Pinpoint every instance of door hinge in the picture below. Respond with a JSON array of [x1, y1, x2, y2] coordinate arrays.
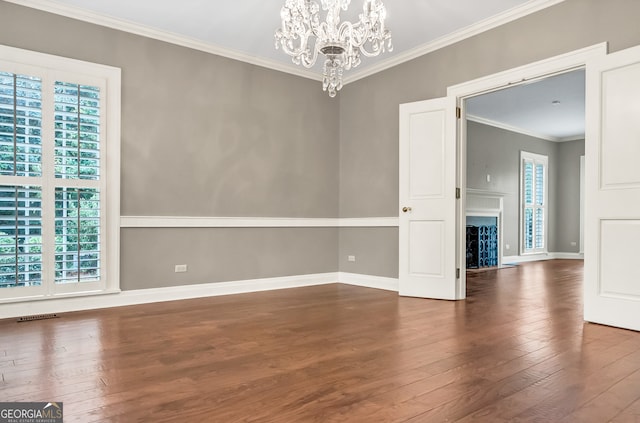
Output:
[[456, 187, 461, 199], [456, 107, 461, 119], [456, 268, 460, 279]]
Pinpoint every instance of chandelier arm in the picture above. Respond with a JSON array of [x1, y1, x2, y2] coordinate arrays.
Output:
[[359, 45, 383, 57], [279, 27, 318, 66], [278, 40, 302, 58], [295, 22, 327, 67], [337, 21, 367, 49], [299, 44, 320, 68], [358, 29, 392, 57], [284, 32, 308, 55]]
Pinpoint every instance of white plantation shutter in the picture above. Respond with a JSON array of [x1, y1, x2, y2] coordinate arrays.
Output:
[[523, 161, 533, 250], [53, 81, 103, 286], [0, 45, 120, 302], [54, 82, 100, 180], [0, 185, 42, 288], [0, 72, 44, 290], [535, 163, 545, 249], [55, 187, 100, 284], [521, 152, 548, 254], [0, 72, 42, 178]]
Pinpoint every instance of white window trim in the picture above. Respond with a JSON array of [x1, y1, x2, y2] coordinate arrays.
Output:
[[519, 151, 548, 256], [0, 44, 121, 303]]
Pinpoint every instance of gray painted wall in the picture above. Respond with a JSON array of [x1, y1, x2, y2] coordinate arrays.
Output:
[[338, 0, 640, 278], [556, 140, 585, 253], [0, 1, 340, 290], [466, 121, 557, 254], [466, 121, 585, 256], [0, 2, 339, 218], [338, 227, 398, 278], [121, 228, 338, 290]]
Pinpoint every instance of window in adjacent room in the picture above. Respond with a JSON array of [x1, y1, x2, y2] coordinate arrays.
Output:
[[0, 45, 120, 302], [520, 151, 548, 255]]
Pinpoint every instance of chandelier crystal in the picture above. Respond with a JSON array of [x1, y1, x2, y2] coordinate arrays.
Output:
[[275, 0, 393, 97]]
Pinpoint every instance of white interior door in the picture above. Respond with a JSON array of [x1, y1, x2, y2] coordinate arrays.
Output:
[[584, 44, 640, 331], [399, 97, 458, 299]]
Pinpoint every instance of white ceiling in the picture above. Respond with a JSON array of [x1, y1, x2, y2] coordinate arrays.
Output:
[[11, 0, 578, 139], [466, 69, 585, 141], [14, 0, 562, 80]]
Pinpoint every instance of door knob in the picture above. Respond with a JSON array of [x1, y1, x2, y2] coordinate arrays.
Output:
[[402, 207, 412, 213]]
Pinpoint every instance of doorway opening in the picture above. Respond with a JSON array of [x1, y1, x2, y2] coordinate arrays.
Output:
[[462, 69, 585, 284], [398, 43, 605, 302], [446, 43, 606, 299], [400, 42, 640, 331]]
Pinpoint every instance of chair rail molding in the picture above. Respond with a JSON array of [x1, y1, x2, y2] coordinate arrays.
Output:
[[120, 216, 400, 228]]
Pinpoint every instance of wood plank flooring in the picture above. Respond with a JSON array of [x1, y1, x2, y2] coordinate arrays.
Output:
[[1, 260, 640, 422]]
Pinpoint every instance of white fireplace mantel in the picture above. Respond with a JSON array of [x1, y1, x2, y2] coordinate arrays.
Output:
[[466, 189, 506, 214]]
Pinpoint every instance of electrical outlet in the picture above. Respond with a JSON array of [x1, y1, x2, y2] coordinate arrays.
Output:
[[348, 255, 356, 262], [175, 264, 187, 273], [505, 244, 510, 250], [571, 241, 577, 247]]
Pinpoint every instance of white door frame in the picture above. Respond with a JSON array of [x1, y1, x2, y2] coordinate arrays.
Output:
[[447, 43, 607, 298]]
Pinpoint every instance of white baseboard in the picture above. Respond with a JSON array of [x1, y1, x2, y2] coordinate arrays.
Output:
[[502, 254, 551, 264], [11, 257, 597, 320], [0, 273, 339, 320], [0, 272, 405, 320], [502, 252, 584, 264], [550, 252, 584, 260], [339, 272, 399, 292]]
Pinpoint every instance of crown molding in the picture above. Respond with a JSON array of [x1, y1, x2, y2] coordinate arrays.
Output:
[[557, 135, 585, 142], [467, 114, 585, 143], [8, 0, 567, 85], [467, 114, 554, 142], [343, 0, 567, 84], [3, 0, 323, 82]]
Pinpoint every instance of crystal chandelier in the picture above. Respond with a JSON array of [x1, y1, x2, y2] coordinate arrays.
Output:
[[275, 0, 393, 97]]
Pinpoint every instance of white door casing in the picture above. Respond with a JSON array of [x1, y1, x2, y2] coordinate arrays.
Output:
[[399, 97, 459, 299], [580, 155, 585, 254], [584, 44, 640, 332]]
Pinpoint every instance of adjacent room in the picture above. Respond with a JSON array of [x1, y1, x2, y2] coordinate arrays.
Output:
[[1, 0, 640, 422], [465, 70, 585, 272]]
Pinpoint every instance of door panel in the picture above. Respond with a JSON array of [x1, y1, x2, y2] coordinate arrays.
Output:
[[399, 97, 458, 299], [600, 61, 640, 188], [599, 220, 640, 300], [409, 220, 444, 277], [585, 44, 640, 331], [409, 111, 445, 198]]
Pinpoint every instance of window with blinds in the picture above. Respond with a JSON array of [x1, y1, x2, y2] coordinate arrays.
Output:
[[0, 44, 120, 302], [521, 152, 548, 254], [55, 187, 100, 284], [53, 82, 102, 285], [54, 82, 100, 180], [0, 185, 42, 288], [0, 72, 43, 289]]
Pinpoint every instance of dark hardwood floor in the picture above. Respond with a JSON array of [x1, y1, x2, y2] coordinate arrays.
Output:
[[1, 260, 640, 422]]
